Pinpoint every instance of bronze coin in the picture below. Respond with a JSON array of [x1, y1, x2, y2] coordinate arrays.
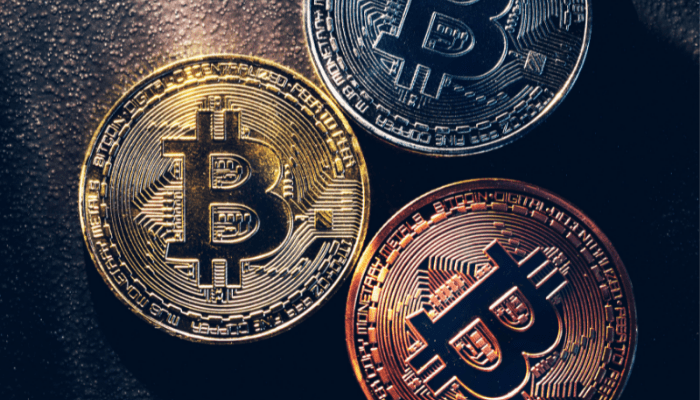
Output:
[[347, 179, 636, 400]]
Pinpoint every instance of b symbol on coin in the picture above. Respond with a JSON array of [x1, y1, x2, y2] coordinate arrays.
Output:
[[405, 240, 566, 398], [373, 0, 513, 98], [162, 99, 292, 296]]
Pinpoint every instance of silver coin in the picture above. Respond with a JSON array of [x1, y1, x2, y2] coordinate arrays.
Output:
[[305, 0, 591, 156]]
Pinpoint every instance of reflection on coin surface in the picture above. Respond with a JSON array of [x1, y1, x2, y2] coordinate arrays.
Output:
[[79, 55, 369, 343], [347, 179, 636, 400], [305, 1, 591, 155]]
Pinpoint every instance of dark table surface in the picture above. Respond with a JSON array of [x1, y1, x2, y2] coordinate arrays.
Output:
[[0, 1, 697, 399]]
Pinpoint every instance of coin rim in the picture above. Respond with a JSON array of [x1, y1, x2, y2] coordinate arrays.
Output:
[[303, 2, 593, 157], [78, 54, 371, 344], [345, 178, 637, 399]]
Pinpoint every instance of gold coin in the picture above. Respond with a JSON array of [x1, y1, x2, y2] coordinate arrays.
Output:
[[79, 55, 370, 343], [347, 179, 636, 400]]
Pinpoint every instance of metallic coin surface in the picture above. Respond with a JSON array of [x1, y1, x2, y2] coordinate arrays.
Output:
[[79, 55, 369, 343], [305, 0, 591, 155], [347, 179, 636, 400]]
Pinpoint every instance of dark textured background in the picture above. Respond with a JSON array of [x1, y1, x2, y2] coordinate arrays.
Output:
[[0, 1, 697, 399]]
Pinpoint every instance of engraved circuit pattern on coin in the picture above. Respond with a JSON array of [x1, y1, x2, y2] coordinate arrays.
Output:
[[79, 55, 370, 343], [305, 0, 591, 155], [347, 180, 636, 400]]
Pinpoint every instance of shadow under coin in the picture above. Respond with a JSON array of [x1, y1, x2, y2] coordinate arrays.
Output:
[[84, 246, 364, 399]]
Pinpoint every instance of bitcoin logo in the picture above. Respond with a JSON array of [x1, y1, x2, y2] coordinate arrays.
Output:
[[373, 0, 512, 98], [347, 180, 635, 400], [80, 55, 369, 343], [405, 240, 566, 398], [162, 99, 291, 290]]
